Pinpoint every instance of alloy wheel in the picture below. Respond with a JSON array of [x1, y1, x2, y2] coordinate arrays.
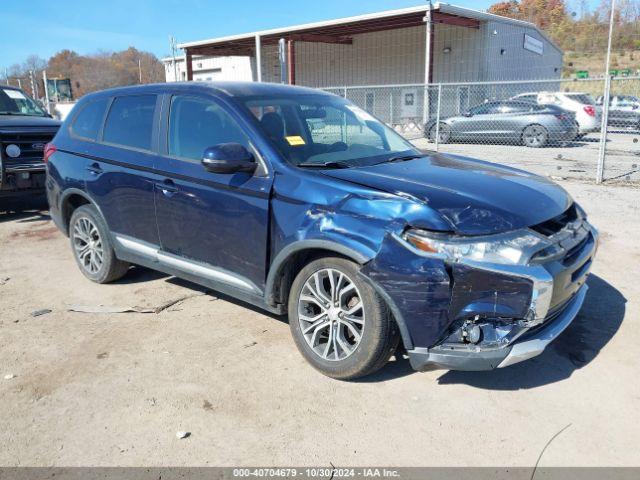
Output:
[[523, 125, 547, 147], [297, 268, 365, 361], [72, 217, 104, 274]]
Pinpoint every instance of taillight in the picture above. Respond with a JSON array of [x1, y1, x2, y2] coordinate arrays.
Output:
[[583, 105, 596, 117], [43, 143, 57, 163]]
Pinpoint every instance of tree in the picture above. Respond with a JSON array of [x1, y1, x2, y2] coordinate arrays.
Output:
[[488, 1, 521, 17], [42, 47, 165, 98], [487, 0, 640, 55]]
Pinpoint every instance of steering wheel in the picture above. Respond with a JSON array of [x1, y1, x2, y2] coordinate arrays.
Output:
[[327, 141, 348, 153]]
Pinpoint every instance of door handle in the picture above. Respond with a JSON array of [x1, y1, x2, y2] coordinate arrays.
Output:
[[86, 162, 103, 175], [158, 179, 178, 197]]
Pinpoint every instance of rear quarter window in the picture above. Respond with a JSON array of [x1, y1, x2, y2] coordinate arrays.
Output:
[[102, 95, 157, 151], [69, 98, 109, 141]]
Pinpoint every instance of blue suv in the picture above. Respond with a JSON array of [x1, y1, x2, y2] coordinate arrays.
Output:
[[46, 82, 597, 379]]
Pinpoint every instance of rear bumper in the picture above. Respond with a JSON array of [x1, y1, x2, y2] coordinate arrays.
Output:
[[577, 123, 600, 134], [408, 283, 588, 371], [550, 124, 578, 141]]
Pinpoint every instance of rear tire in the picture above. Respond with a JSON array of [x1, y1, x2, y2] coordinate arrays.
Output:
[[522, 124, 548, 148], [288, 257, 399, 380], [69, 204, 130, 284]]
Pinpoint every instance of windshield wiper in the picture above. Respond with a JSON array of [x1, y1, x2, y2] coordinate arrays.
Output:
[[297, 161, 352, 169], [380, 154, 426, 164]]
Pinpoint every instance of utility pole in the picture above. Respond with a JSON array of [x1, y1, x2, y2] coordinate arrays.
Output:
[[422, 0, 433, 125], [596, 0, 616, 184], [169, 35, 178, 82], [42, 70, 51, 114], [29, 70, 36, 97], [138, 58, 143, 83]]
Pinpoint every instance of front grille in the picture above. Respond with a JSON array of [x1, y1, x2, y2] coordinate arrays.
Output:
[[530, 204, 578, 237], [563, 235, 589, 266], [1, 130, 56, 170]]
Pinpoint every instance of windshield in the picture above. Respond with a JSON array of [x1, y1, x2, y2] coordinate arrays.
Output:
[[239, 93, 419, 167], [0, 87, 48, 116]]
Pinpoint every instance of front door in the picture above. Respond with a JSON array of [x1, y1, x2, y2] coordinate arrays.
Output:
[[154, 93, 273, 294]]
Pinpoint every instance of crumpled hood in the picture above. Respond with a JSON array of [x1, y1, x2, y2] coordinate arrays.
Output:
[[320, 153, 572, 235]]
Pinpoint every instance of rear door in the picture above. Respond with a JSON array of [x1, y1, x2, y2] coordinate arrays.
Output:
[[455, 102, 501, 140], [496, 102, 537, 140], [154, 92, 273, 293], [84, 94, 161, 246]]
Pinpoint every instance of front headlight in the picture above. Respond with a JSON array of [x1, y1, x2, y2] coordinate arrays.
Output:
[[403, 228, 547, 265]]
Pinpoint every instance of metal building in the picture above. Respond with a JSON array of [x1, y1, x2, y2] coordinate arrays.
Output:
[[162, 55, 253, 82], [176, 3, 563, 87]]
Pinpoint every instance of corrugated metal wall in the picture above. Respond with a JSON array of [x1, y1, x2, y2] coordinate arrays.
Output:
[[432, 24, 484, 83], [256, 19, 563, 89], [482, 21, 563, 82]]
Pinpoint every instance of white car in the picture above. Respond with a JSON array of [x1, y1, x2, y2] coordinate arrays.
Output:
[[512, 92, 601, 137]]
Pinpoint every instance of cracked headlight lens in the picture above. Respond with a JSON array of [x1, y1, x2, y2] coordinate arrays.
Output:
[[403, 228, 547, 265]]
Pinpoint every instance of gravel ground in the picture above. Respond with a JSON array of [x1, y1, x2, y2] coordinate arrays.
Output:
[[0, 179, 638, 467], [411, 130, 640, 183]]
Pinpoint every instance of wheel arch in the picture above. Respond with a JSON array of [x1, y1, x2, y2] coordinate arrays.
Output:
[[59, 189, 103, 236], [265, 240, 414, 351], [265, 240, 369, 308]]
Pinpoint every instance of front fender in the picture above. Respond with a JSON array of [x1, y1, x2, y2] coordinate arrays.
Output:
[[267, 170, 455, 350]]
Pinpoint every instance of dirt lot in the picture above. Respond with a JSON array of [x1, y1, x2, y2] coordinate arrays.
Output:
[[0, 179, 639, 467]]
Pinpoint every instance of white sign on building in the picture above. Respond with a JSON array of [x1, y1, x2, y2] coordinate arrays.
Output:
[[523, 34, 544, 55]]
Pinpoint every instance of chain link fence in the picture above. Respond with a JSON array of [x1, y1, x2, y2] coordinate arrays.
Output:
[[325, 76, 640, 183]]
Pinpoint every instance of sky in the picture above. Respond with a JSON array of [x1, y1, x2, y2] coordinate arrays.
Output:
[[2, 0, 598, 71]]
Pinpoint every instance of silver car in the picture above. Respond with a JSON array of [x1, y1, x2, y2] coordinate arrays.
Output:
[[425, 101, 577, 148], [595, 95, 640, 130]]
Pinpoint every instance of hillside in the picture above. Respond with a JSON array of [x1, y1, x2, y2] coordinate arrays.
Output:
[[564, 49, 640, 77]]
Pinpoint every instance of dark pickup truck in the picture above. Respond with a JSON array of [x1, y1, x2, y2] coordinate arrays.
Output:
[[1, 85, 61, 200]]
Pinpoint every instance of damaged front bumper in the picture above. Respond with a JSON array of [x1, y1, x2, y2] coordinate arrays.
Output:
[[361, 212, 597, 372], [405, 220, 598, 371], [407, 283, 588, 371]]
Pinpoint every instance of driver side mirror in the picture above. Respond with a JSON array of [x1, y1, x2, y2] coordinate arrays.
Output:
[[201, 143, 256, 174], [462, 110, 473, 117]]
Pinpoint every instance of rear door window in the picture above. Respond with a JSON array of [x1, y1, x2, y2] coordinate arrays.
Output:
[[470, 103, 499, 115], [103, 95, 157, 151], [499, 102, 531, 113], [516, 94, 538, 103], [70, 98, 109, 141]]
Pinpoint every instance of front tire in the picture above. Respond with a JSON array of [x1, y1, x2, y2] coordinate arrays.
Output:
[[288, 257, 399, 380], [69, 204, 130, 284], [522, 124, 548, 148], [428, 123, 451, 143]]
